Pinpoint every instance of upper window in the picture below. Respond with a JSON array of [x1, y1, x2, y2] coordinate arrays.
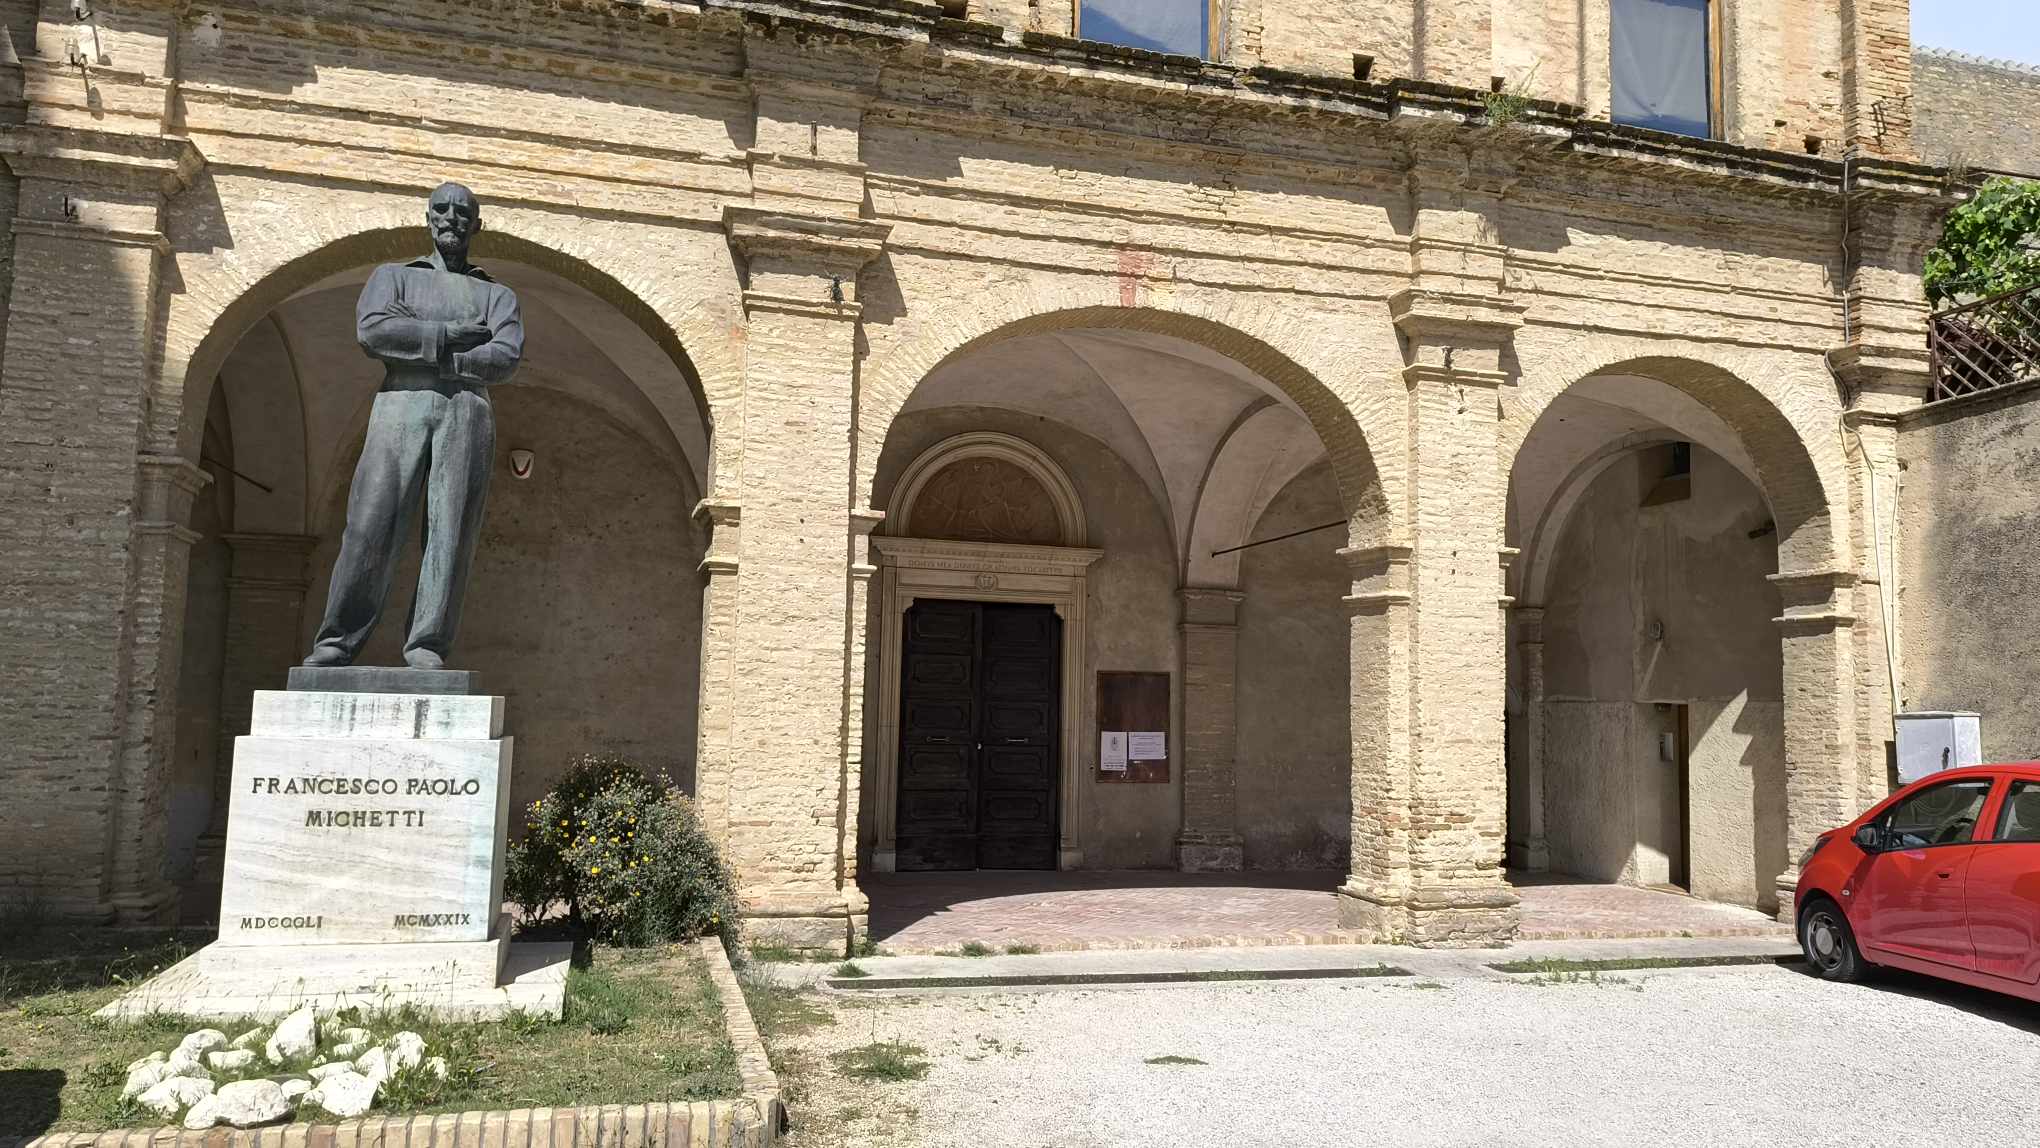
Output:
[[1076, 0, 1214, 60], [1878, 778, 1994, 850], [1610, 0, 1714, 138], [1994, 781, 2040, 842]]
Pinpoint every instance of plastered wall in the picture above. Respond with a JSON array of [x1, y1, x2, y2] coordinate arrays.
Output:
[[302, 387, 705, 813], [1235, 461, 1351, 870], [1538, 445, 1785, 907], [1900, 386, 2040, 762]]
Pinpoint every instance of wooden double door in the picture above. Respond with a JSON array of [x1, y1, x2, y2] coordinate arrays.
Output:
[[896, 600, 1061, 871]]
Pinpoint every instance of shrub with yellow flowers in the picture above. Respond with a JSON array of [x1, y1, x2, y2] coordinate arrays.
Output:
[[506, 754, 739, 946]]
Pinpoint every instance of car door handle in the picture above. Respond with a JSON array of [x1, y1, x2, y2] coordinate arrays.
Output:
[[1936, 869, 1956, 879]]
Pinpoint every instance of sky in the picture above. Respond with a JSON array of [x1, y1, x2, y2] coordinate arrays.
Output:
[[1913, 0, 2040, 67]]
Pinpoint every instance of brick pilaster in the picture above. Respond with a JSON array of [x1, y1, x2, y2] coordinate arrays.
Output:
[[1509, 605, 1550, 872], [1771, 569, 1863, 921], [719, 205, 888, 953], [188, 532, 316, 914], [1177, 586, 1245, 873], [0, 123, 202, 919]]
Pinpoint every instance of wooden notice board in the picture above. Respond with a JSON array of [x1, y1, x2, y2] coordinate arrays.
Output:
[[1096, 671, 1169, 783]]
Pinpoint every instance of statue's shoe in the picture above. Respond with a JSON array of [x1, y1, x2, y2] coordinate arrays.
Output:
[[404, 649, 447, 670], [302, 646, 351, 667]]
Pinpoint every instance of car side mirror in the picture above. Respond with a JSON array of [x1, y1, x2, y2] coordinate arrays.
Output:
[[1853, 824, 1883, 853]]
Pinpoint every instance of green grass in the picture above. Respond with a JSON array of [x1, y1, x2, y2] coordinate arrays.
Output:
[[833, 962, 870, 979], [0, 930, 740, 1139], [1143, 1055, 1206, 1066], [830, 1040, 930, 1082], [1002, 944, 1040, 956], [955, 942, 996, 958], [1489, 954, 1791, 975]]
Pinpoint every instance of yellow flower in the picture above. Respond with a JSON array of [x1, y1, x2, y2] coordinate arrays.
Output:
[[591, 866, 602, 875]]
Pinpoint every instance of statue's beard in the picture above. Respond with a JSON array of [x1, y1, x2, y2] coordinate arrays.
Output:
[[434, 229, 469, 261]]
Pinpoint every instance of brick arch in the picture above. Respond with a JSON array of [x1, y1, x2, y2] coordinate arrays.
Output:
[[858, 293, 1396, 546], [1505, 346, 1843, 576], [155, 196, 737, 495]]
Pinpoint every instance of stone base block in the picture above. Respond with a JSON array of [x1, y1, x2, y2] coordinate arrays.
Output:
[[96, 919, 568, 1021], [1334, 882, 1405, 942], [1176, 841, 1243, 873], [287, 666, 481, 695], [1403, 884, 1521, 947], [745, 913, 867, 957]]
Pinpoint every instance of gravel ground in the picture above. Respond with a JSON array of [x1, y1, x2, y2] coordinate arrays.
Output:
[[772, 964, 2040, 1147]]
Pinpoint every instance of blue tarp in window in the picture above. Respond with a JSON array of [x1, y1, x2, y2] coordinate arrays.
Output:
[[1080, 0, 1209, 59], [1611, 0, 1712, 138]]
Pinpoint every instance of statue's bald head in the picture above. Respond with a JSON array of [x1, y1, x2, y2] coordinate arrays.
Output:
[[425, 182, 481, 267]]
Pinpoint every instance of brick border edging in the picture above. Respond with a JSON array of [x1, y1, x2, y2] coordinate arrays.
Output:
[[6, 940, 784, 1148]]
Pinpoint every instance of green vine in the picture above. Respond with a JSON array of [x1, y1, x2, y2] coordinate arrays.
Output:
[[1922, 176, 2040, 308]]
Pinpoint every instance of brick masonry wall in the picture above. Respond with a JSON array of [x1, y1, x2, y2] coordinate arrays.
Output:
[[0, 0, 1942, 944], [1911, 47, 2040, 176]]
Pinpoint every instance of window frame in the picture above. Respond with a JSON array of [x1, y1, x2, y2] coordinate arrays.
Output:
[[1988, 778, 2040, 844], [1608, 0, 1725, 140], [1073, 0, 1222, 62], [1873, 776, 1998, 852]]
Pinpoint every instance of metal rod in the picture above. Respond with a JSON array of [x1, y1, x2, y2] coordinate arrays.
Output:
[[1209, 519, 1345, 557], [200, 453, 274, 494]]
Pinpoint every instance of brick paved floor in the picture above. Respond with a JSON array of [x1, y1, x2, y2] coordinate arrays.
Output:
[[863, 869, 1786, 953]]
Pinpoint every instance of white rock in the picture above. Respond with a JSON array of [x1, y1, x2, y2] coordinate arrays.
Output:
[[330, 1040, 367, 1060], [265, 1005, 318, 1064], [384, 1031, 426, 1073], [138, 1076, 215, 1119], [336, 1027, 372, 1046], [353, 1046, 389, 1086], [303, 1070, 378, 1119], [208, 1049, 257, 1072], [174, 1029, 230, 1059], [213, 1079, 291, 1127], [423, 1056, 448, 1081], [126, 1051, 166, 1074], [183, 1095, 223, 1131], [307, 1061, 356, 1082], [280, 1079, 312, 1102], [122, 1061, 173, 1099], [229, 1027, 266, 1051]]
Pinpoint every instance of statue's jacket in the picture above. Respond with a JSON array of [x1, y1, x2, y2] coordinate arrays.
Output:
[[355, 248, 524, 392]]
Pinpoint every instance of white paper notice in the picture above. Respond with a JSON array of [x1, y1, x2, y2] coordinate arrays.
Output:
[[1129, 731, 1166, 761], [1100, 731, 1128, 771]]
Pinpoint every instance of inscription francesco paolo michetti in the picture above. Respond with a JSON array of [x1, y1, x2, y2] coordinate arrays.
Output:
[[303, 182, 524, 670]]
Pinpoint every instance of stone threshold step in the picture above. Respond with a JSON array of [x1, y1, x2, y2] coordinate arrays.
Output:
[[826, 965, 1411, 991]]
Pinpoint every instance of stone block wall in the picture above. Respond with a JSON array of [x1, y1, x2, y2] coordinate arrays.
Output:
[[1911, 48, 2040, 175]]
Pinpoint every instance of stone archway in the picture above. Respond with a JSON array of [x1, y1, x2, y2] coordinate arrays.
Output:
[[1503, 350, 1859, 918], [134, 194, 736, 922], [852, 301, 1407, 934]]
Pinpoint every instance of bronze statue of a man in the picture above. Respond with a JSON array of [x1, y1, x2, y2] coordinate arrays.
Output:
[[303, 183, 524, 670]]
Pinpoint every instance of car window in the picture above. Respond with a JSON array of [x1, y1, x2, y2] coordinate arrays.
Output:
[[1878, 778, 1994, 849], [1993, 780, 2040, 843]]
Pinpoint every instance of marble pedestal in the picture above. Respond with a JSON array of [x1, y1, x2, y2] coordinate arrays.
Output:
[[102, 676, 567, 1020]]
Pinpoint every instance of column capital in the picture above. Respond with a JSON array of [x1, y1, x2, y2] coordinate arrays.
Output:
[[1179, 585, 1245, 627], [0, 125, 203, 194], [694, 498, 741, 576], [723, 206, 890, 275], [223, 532, 318, 590], [1388, 287, 1527, 343], [1769, 567, 1860, 630], [1829, 342, 1931, 408]]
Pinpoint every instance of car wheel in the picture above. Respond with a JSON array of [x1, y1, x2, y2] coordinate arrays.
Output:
[[1799, 898, 1864, 982]]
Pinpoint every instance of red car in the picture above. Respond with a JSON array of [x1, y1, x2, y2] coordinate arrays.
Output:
[[1796, 763, 2040, 1001]]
